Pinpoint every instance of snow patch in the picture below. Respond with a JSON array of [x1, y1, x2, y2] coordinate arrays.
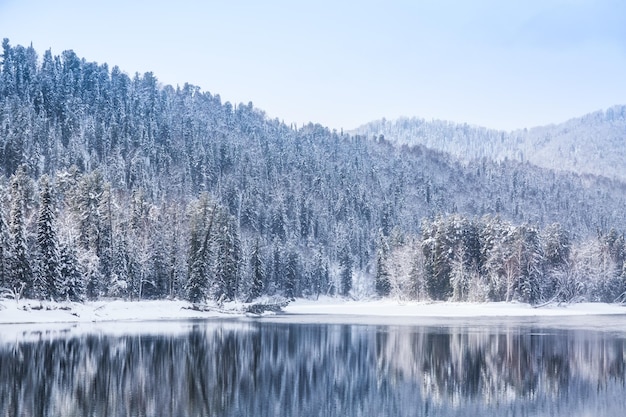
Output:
[[285, 296, 626, 318]]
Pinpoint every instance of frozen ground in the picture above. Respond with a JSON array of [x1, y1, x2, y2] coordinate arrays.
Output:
[[1, 296, 625, 325], [0, 299, 228, 324], [284, 296, 626, 317]]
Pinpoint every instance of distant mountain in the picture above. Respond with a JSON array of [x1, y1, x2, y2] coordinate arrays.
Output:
[[353, 105, 626, 181]]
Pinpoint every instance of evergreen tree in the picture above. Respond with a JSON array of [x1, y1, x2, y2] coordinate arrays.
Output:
[[37, 175, 62, 300], [284, 249, 298, 299], [375, 234, 391, 297], [82, 251, 103, 300], [421, 217, 453, 300], [514, 225, 544, 304], [310, 248, 329, 298], [59, 243, 84, 301], [213, 211, 241, 301], [339, 244, 353, 297], [247, 239, 264, 301], [0, 201, 10, 290], [110, 232, 130, 298], [185, 196, 216, 303], [8, 171, 33, 297]]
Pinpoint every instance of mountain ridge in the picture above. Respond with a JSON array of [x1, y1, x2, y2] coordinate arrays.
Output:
[[353, 104, 626, 181]]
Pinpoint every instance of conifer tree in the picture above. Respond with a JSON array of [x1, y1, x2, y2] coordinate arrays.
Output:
[[247, 239, 264, 301], [8, 171, 33, 297], [0, 201, 10, 290], [212, 211, 241, 301], [375, 235, 391, 297], [59, 243, 84, 301], [37, 175, 62, 300], [339, 244, 353, 297], [284, 249, 298, 299], [186, 196, 216, 303]]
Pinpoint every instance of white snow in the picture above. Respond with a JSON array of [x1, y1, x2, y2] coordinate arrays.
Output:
[[0, 296, 624, 327], [0, 299, 229, 325], [285, 296, 626, 318]]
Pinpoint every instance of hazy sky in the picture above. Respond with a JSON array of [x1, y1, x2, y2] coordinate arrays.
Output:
[[1, 0, 625, 131]]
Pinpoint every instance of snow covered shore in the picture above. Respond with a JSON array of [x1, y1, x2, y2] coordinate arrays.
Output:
[[1, 296, 625, 325], [284, 297, 626, 318], [0, 299, 228, 324]]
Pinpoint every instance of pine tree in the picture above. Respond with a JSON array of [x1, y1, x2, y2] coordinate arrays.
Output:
[[247, 238, 264, 301], [213, 211, 241, 301], [515, 225, 544, 304], [59, 243, 84, 301], [185, 196, 216, 303], [0, 201, 10, 290], [339, 244, 353, 297], [37, 175, 62, 300], [110, 232, 130, 298], [284, 249, 298, 300], [8, 171, 33, 297], [375, 235, 391, 297]]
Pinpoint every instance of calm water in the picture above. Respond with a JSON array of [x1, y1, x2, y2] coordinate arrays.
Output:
[[1, 316, 625, 417]]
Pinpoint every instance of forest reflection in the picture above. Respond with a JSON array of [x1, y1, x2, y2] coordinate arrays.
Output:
[[0, 321, 624, 417]]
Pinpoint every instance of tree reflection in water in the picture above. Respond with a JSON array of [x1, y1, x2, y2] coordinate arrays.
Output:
[[0, 321, 624, 416]]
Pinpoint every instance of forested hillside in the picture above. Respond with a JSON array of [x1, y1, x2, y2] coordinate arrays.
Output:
[[355, 106, 626, 181], [1, 40, 625, 305]]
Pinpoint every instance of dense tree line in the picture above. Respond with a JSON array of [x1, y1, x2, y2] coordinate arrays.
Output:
[[377, 215, 626, 304], [1, 40, 626, 304]]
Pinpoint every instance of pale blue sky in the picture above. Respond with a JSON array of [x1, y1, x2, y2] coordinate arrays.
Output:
[[1, 0, 625, 130]]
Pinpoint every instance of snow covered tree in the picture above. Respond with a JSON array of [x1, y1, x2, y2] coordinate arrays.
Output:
[[541, 223, 571, 300], [212, 210, 241, 301], [109, 232, 130, 298], [421, 216, 455, 300], [37, 175, 62, 300], [185, 195, 216, 303], [8, 169, 33, 297], [375, 234, 391, 297], [309, 248, 330, 298], [387, 239, 417, 301], [339, 244, 353, 297], [0, 200, 10, 290], [81, 250, 103, 300], [284, 248, 298, 299], [59, 242, 84, 301], [247, 238, 264, 301], [514, 225, 544, 304]]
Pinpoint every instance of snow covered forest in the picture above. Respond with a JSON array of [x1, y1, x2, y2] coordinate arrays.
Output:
[[355, 106, 626, 181], [1, 40, 626, 305]]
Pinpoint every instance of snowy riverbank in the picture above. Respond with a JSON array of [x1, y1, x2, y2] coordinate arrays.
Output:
[[284, 297, 626, 317], [1, 296, 626, 325], [0, 299, 228, 324]]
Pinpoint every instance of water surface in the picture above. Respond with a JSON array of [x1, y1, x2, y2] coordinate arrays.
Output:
[[0, 316, 624, 416]]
